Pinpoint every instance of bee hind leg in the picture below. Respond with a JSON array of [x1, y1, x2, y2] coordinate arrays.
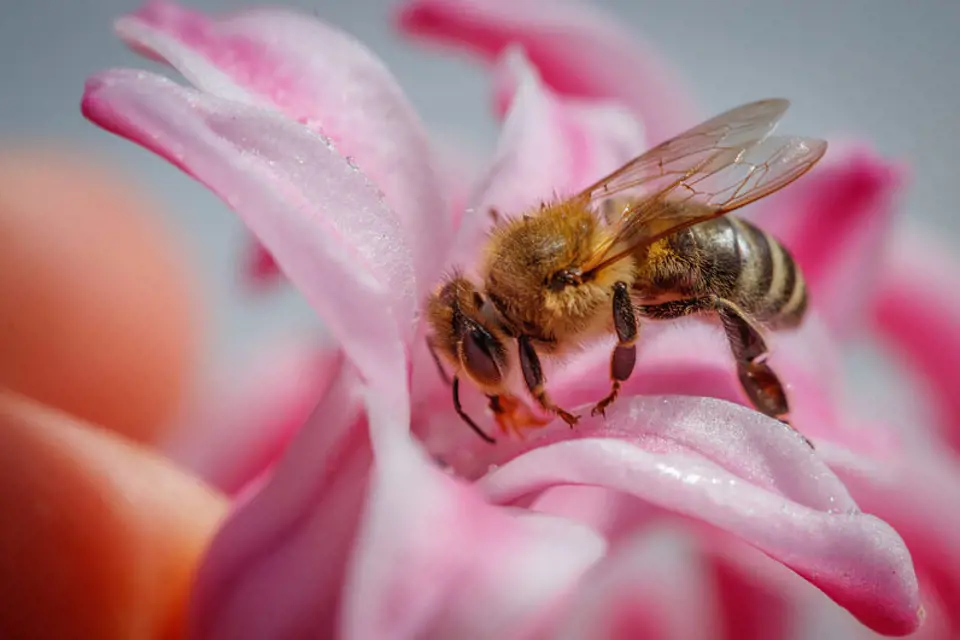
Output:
[[592, 281, 638, 417], [517, 335, 580, 427], [712, 298, 814, 449], [636, 296, 814, 450]]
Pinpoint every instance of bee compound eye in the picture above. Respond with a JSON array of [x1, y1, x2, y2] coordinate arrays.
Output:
[[462, 325, 503, 386]]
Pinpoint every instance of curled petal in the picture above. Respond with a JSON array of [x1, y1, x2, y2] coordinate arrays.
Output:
[[465, 396, 921, 636], [118, 0, 450, 291], [162, 340, 340, 495], [395, 0, 697, 145], [82, 70, 413, 425], [823, 441, 960, 635], [745, 143, 906, 337], [188, 362, 370, 639], [871, 225, 960, 452], [454, 47, 645, 268], [548, 315, 848, 445], [341, 438, 606, 638]]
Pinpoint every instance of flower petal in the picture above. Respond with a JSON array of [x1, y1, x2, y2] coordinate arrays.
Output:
[[744, 143, 906, 337], [432, 132, 486, 232], [547, 523, 838, 640], [466, 396, 921, 635], [554, 315, 848, 444], [452, 47, 646, 269], [395, 0, 698, 145], [82, 70, 413, 424], [823, 440, 960, 635], [187, 361, 370, 639], [341, 437, 606, 638], [871, 225, 960, 452], [161, 340, 340, 495], [117, 0, 450, 291], [545, 524, 722, 639], [242, 241, 282, 289]]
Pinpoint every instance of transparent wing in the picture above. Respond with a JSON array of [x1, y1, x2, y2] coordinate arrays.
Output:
[[573, 99, 827, 274]]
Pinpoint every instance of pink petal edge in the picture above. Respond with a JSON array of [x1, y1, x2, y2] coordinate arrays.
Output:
[[81, 69, 414, 428], [822, 439, 960, 635], [119, 0, 451, 292], [871, 225, 960, 453], [395, 0, 698, 145], [161, 340, 341, 495], [450, 46, 645, 272], [188, 361, 374, 639]]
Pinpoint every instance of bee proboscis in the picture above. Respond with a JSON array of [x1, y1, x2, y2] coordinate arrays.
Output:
[[426, 98, 827, 446]]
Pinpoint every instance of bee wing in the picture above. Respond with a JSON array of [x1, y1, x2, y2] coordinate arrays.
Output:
[[575, 99, 827, 274]]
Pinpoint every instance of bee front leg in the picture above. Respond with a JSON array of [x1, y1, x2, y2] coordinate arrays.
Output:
[[592, 281, 638, 417], [517, 335, 580, 427], [452, 376, 496, 444], [427, 336, 452, 386]]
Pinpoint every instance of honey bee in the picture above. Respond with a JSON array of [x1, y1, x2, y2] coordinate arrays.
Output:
[[426, 98, 827, 445]]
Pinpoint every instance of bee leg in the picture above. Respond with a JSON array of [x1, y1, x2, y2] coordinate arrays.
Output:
[[636, 297, 813, 449], [427, 337, 452, 386], [488, 207, 502, 225], [452, 376, 496, 444], [517, 335, 580, 427], [710, 298, 813, 449], [592, 281, 638, 417], [490, 393, 552, 438], [486, 394, 517, 438]]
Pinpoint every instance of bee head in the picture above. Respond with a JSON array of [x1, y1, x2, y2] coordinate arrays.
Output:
[[425, 274, 509, 391]]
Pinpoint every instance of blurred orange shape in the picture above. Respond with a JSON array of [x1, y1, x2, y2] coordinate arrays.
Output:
[[0, 147, 201, 444], [0, 391, 227, 639]]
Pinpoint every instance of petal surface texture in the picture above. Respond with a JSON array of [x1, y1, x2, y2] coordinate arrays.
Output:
[[470, 396, 922, 635], [118, 0, 450, 293], [82, 69, 414, 424]]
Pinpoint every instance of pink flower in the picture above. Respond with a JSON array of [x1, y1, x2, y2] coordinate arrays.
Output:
[[79, 1, 960, 637]]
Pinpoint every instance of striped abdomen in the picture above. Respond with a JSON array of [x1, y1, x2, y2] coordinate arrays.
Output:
[[638, 215, 808, 329], [694, 216, 807, 328]]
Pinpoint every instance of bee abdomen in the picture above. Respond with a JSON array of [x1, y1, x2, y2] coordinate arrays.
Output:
[[730, 217, 807, 328]]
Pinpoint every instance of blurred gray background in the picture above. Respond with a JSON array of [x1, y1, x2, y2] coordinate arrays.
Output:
[[2, 0, 958, 414]]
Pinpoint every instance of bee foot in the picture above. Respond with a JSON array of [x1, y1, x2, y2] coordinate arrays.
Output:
[[778, 416, 815, 450], [590, 391, 619, 418], [557, 409, 580, 427]]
